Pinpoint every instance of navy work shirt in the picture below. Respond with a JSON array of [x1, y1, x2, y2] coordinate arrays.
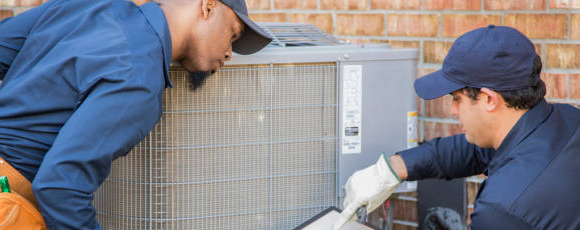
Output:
[[399, 100, 580, 229], [0, 0, 173, 229]]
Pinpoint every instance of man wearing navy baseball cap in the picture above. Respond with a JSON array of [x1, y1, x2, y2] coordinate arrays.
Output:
[[0, 0, 271, 229], [336, 25, 580, 229]]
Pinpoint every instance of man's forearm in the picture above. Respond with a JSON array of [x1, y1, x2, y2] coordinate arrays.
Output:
[[388, 155, 408, 181]]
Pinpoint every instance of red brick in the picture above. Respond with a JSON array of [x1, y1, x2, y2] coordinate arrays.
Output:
[[354, 38, 370, 44], [389, 40, 420, 49], [572, 15, 580, 39], [249, 13, 286, 23], [550, 0, 580, 9], [387, 14, 439, 37], [417, 68, 438, 115], [337, 14, 385, 36], [425, 0, 481, 10], [425, 95, 454, 118], [0, 9, 13, 20], [392, 198, 418, 222], [424, 122, 462, 141], [534, 43, 542, 57], [423, 41, 453, 64], [417, 97, 423, 118], [442, 14, 501, 38], [370, 39, 386, 43], [0, 0, 16, 7], [11, 7, 32, 15], [289, 13, 334, 34], [571, 74, 580, 99], [371, 0, 420, 9], [246, 0, 270, 10], [341, 38, 370, 44], [321, 0, 366, 10], [273, 0, 316, 9], [542, 73, 568, 99], [18, 0, 41, 6], [417, 68, 438, 78], [546, 44, 580, 69], [503, 14, 567, 39], [369, 39, 387, 44], [485, 0, 545, 10], [369, 40, 421, 49]]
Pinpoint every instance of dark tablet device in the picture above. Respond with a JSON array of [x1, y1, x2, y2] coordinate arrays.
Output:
[[293, 207, 381, 230]]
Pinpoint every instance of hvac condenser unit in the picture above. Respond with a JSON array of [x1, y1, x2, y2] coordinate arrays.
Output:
[[94, 23, 418, 230]]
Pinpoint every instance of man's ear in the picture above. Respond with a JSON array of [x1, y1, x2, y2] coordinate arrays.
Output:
[[201, 0, 217, 19], [480, 88, 500, 112]]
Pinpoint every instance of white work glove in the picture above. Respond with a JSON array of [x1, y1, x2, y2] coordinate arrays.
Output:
[[333, 153, 402, 230]]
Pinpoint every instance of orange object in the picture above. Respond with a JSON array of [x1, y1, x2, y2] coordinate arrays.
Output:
[[0, 156, 46, 229], [0, 156, 37, 207], [0, 191, 47, 230]]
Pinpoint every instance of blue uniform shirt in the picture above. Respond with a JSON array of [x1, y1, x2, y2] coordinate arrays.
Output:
[[399, 100, 580, 229], [0, 0, 173, 229]]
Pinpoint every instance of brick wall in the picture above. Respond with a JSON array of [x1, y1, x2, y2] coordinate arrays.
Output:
[[0, 0, 47, 15], [1, 0, 579, 229]]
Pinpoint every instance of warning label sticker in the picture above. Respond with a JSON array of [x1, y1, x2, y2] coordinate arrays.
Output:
[[342, 65, 362, 154]]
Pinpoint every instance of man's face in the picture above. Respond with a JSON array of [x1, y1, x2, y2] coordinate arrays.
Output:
[[450, 90, 492, 147], [179, 1, 244, 89]]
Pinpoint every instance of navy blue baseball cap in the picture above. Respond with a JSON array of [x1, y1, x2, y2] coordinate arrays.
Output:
[[221, 0, 273, 55], [414, 25, 540, 100]]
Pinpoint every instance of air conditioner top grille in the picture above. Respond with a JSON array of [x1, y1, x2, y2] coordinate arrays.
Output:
[[259, 23, 342, 47]]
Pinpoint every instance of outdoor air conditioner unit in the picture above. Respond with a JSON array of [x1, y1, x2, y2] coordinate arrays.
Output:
[[93, 23, 418, 230]]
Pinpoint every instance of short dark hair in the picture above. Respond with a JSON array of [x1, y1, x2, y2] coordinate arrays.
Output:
[[462, 55, 546, 110]]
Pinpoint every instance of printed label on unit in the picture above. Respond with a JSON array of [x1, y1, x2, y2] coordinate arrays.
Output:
[[407, 111, 418, 149], [342, 65, 362, 154]]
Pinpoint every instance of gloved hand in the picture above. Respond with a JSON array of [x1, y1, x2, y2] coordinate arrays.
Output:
[[333, 153, 402, 230]]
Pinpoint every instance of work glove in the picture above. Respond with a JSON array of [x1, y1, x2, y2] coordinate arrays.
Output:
[[333, 153, 402, 230]]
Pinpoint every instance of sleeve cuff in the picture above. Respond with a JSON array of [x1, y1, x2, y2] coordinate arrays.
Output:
[[382, 152, 402, 183], [396, 144, 433, 181]]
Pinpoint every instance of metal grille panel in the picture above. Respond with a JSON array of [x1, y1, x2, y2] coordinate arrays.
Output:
[[94, 63, 338, 230], [259, 23, 342, 47]]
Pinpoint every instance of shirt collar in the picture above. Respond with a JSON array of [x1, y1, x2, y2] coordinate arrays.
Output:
[[139, 2, 174, 88], [486, 99, 552, 174]]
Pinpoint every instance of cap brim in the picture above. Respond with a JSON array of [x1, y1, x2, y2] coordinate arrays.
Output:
[[232, 12, 273, 55], [414, 70, 466, 100]]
